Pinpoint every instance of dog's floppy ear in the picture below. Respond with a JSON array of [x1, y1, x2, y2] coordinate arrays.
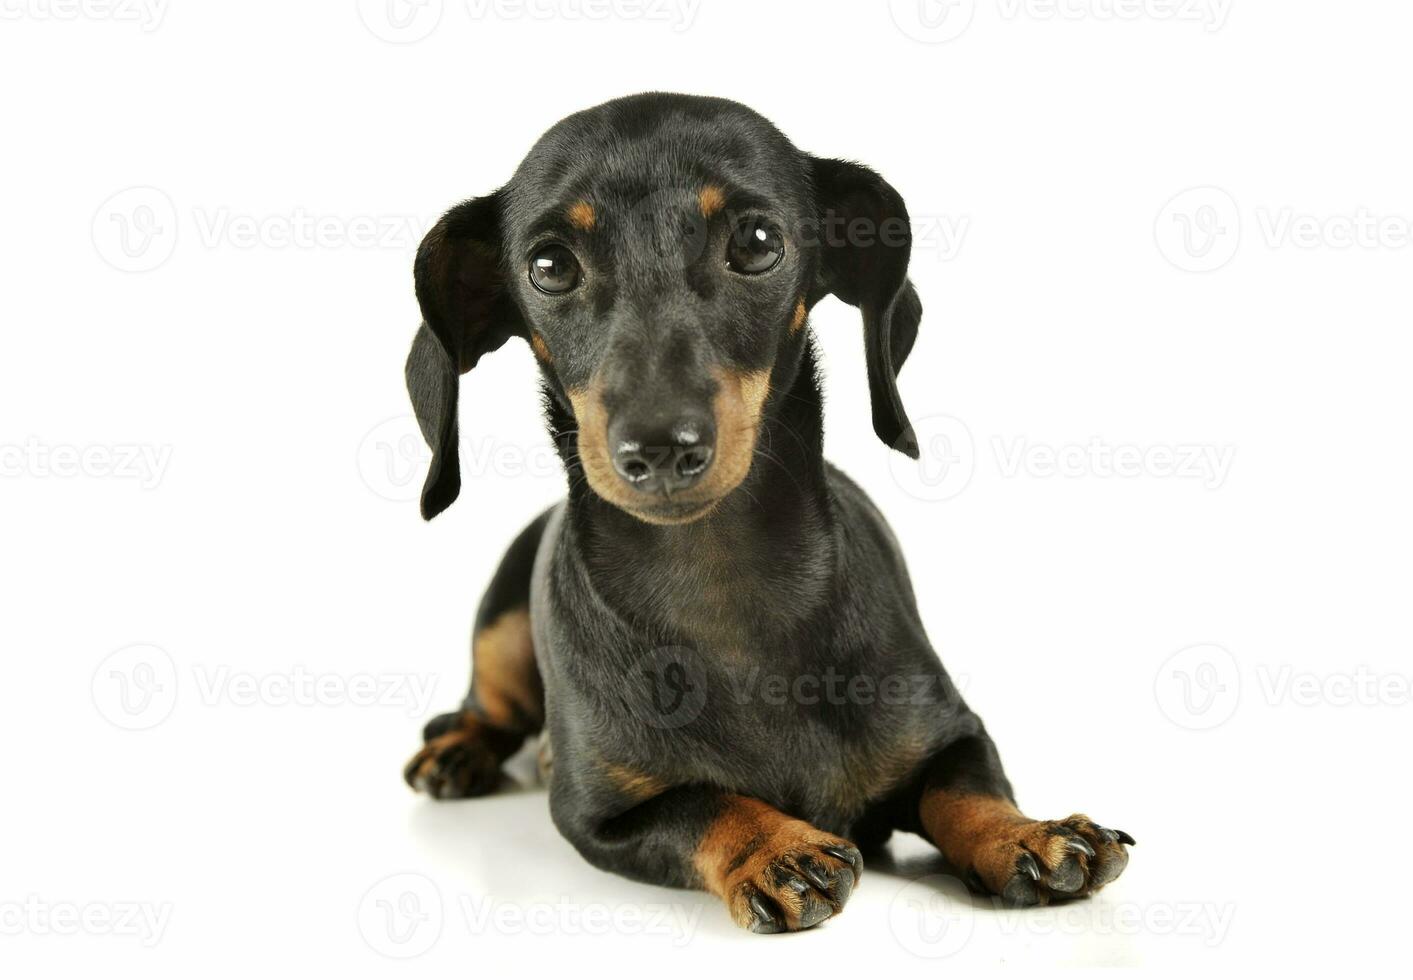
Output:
[[806, 157, 922, 459], [406, 192, 526, 520]]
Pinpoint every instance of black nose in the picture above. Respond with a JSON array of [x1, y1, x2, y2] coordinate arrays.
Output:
[[609, 415, 716, 494]]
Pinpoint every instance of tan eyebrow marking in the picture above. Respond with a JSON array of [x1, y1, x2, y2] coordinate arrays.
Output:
[[789, 298, 807, 335], [698, 185, 726, 219], [530, 332, 552, 363], [567, 201, 596, 231]]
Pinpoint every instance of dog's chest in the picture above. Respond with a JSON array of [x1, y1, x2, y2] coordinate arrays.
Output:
[[619, 644, 936, 825], [538, 507, 936, 825]]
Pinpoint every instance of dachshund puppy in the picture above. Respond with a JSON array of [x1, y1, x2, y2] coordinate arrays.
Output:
[[402, 93, 1131, 933]]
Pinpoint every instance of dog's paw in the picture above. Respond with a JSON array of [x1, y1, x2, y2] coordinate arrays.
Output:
[[968, 814, 1133, 907], [403, 720, 503, 799], [722, 834, 862, 934]]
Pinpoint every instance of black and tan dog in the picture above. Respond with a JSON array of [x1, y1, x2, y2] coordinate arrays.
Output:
[[402, 93, 1132, 933]]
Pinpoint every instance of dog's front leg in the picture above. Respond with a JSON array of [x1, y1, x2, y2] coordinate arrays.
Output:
[[551, 782, 862, 933], [915, 732, 1134, 906]]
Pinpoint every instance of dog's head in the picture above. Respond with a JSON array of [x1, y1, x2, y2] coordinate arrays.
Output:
[[407, 93, 922, 523]]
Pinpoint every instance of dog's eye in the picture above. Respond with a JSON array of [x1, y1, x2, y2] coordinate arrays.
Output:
[[726, 219, 785, 275], [529, 243, 581, 294]]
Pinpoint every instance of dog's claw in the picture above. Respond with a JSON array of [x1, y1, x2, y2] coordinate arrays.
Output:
[[404, 730, 503, 800], [966, 815, 1134, 905], [829, 866, 855, 907], [747, 891, 782, 934], [726, 836, 858, 933], [1066, 836, 1096, 858], [1093, 825, 1134, 846], [822, 843, 863, 880], [776, 872, 810, 897], [797, 861, 831, 893]]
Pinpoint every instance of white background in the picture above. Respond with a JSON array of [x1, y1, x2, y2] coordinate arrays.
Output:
[[2, 0, 1409, 973]]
